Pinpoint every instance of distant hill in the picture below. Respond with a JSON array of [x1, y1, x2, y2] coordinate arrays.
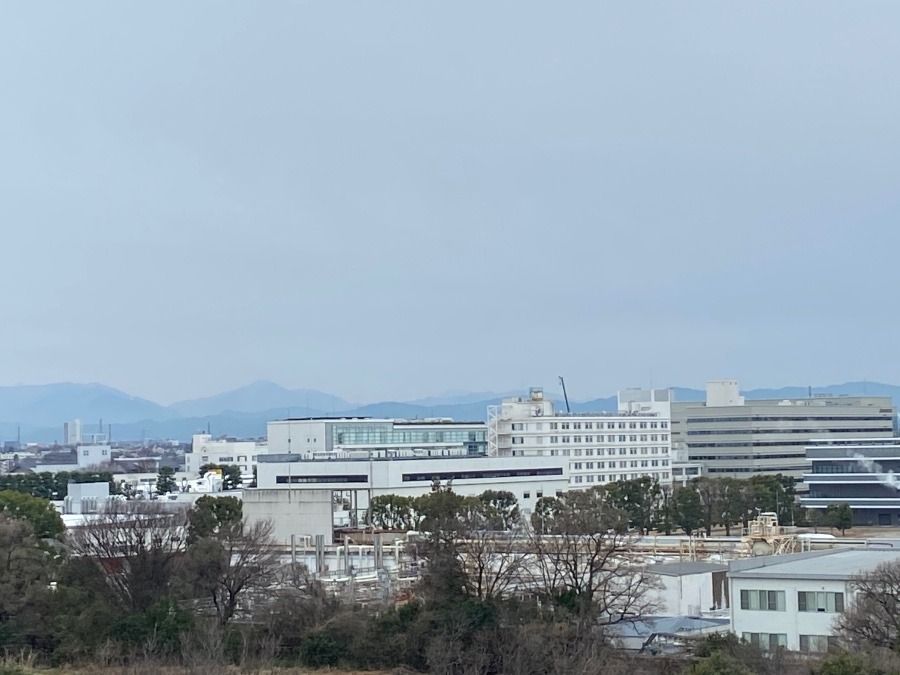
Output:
[[1, 380, 898, 443]]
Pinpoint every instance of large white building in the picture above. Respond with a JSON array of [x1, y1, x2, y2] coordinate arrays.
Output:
[[247, 452, 569, 545], [728, 548, 900, 653], [672, 380, 895, 481], [186, 434, 269, 480], [63, 419, 82, 446], [487, 388, 673, 487]]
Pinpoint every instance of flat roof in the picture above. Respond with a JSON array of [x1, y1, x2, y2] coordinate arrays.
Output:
[[272, 417, 483, 425], [259, 452, 505, 464], [729, 548, 900, 581], [647, 561, 728, 577]]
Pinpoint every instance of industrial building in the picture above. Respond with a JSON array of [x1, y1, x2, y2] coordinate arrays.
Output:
[[800, 437, 900, 526], [185, 434, 269, 480], [728, 548, 900, 653], [244, 452, 569, 545], [672, 380, 894, 480], [487, 387, 675, 487]]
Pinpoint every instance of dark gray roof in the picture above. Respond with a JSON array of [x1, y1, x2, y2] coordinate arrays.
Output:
[[609, 616, 730, 637], [647, 561, 729, 576]]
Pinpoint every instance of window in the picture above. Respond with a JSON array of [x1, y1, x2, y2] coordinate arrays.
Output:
[[740, 589, 786, 611], [512, 423, 524, 431], [586, 462, 594, 469], [799, 635, 837, 654], [575, 476, 583, 484], [629, 422, 637, 429], [742, 633, 787, 650], [640, 422, 647, 429], [536, 491, 543, 498], [523, 491, 531, 499], [574, 463, 582, 470], [574, 436, 582, 443], [550, 436, 559, 444], [550, 423, 558, 430], [798, 591, 844, 613], [574, 449, 582, 456], [83, 450, 89, 456], [101, 449, 108, 456], [238, 455, 247, 462], [573, 422, 582, 430]]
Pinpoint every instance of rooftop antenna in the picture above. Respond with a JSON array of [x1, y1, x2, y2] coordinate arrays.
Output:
[[558, 376, 571, 414], [808, 386, 812, 399]]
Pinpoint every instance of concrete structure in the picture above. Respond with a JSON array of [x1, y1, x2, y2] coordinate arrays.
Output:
[[36, 443, 112, 473], [646, 561, 730, 616], [267, 417, 487, 459], [728, 548, 900, 652], [800, 437, 900, 526], [186, 434, 269, 480], [63, 419, 82, 446], [487, 387, 673, 487], [672, 381, 894, 480], [63, 481, 114, 514], [242, 488, 336, 545]]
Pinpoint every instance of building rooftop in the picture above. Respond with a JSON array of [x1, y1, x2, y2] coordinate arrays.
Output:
[[647, 561, 728, 577], [729, 548, 900, 581], [273, 417, 482, 425]]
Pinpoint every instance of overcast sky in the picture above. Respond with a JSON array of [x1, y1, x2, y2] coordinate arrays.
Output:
[[1, 2, 899, 404]]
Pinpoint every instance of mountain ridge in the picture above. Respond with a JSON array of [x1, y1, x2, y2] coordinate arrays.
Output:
[[0, 380, 897, 443]]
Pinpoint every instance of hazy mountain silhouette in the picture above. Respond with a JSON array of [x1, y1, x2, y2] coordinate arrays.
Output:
[[0, 380, 897, 443]]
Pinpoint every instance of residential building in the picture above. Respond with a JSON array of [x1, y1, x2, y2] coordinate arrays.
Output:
[[186, 434, 269, 480], [487, 387, 673, 487], [800, 437, 900, 526], [672, 380, 894, 480], [63, 419, 82, 446], [266, 417, 487, 459], [247, 453, 569, 545], [728, 548, 900, 653]]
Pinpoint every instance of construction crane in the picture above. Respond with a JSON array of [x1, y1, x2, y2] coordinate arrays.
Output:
[[558, 376, 571, 413]]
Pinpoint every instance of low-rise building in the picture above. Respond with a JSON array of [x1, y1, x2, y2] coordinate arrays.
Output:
[[645, 561, 730, 616], [800, 437, 900, 526], [185, 434, 269, 480], [728, 548, 900, 653]]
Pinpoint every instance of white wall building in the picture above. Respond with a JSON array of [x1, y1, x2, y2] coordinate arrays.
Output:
[[487, 388, 673, 488], [646, 561, 730, 616], [672, 380, 895, 480], [267, 417, 486, 459], [63, 419, 82, 446], [728, 548, 900, 653], [186, 434, 269, 480]]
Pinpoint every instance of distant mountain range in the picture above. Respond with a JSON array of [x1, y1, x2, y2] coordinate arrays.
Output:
[[0, 380, 896, 444]]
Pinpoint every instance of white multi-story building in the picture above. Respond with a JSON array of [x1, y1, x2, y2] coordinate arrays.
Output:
[[487, 387, 673, 487], [728, 548, 900, 653], [186, 434, 269, 480], [248, 452, 569, 545], [63, 419, 82, 446], [672, 380, 895, 480]]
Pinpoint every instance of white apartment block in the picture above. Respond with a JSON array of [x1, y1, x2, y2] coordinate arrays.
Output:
[[487, 388, 673, 488], [728, 548, 900, 653], [186, 434, 269, 480], [63, 419, 82, 446]]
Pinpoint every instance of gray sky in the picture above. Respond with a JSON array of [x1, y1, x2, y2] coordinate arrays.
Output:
[[1, 2, 899, 404]]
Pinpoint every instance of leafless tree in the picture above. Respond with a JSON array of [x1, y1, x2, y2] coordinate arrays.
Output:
[[836, 558, 900, 649], [180, 518, 280, 627], [529, 488, 660, 624], [459, 530, 529, 600], [68, 500, 188, 611]]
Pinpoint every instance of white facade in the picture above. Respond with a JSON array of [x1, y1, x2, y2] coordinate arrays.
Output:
[[646, 562, 730, 616], [255, 453, 569, 516], [487, 387, 673, 488], [64, 419, 82, 446], [728, 548, 900, 652], [186, 434, 269, 479]]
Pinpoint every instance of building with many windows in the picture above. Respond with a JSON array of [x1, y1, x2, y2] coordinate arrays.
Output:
[[672, 381, 894, 480], [186, 434, 269, 480], [728, 548, 900, 653], [267, 417, 487, 459], [800, 437, 900, 526], [487, 387, 673, 487]]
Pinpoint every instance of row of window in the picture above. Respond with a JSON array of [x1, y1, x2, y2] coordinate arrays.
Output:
[[687, 427, 889, 436], [573, 460, 669, 470], [740, 633, 840, 654], [546, 434, 669, 443], [548, 421, 668, 430], [548, 448, 668, 457], [573, 472, 669, 484], [687, 416, 891, 424], [740, 590, 844, 613]]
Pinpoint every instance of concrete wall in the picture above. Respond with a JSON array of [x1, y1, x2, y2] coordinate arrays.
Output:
[[242, 488, 335, 545], [653, 572, 728, 616]]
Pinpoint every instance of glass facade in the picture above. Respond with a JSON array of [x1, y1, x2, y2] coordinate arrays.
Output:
[[332, 423, 486, 455]]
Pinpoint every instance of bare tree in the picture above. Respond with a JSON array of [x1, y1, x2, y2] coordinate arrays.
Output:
[[529, 488, 660, 624], [69, 500, 188, 612], [459, 531, 529, 601], [180, 517, 280, 627], [836, 559, 900, 649]]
